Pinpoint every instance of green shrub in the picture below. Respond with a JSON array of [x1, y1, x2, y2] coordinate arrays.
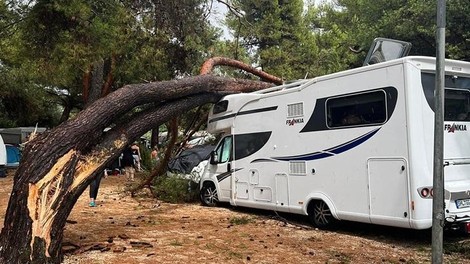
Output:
[[151, 174, 199, 203], [139, 144, 152, 171]]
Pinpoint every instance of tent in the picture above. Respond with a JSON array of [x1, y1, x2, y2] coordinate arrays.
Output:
[[168, 145, 215, 174], [6, 144, 21, 168]]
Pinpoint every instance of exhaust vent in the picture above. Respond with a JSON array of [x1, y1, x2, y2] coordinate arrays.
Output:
[[289, 161, 306, 175], [287, 102, 304, 118]]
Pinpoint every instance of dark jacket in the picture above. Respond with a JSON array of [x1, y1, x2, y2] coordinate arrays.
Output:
[[121, 147, 135, 167]]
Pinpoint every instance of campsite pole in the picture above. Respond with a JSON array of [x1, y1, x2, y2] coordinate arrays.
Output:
[[432, 0, 446, 263]]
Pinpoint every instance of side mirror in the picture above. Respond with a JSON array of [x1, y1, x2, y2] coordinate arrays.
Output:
[[209, 151, 218, 165]]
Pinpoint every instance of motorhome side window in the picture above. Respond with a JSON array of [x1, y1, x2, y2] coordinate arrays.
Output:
[[445, 89, 470, 121], [421, 73, 470, 121], [215, 136, 232, 163], [326, 91, 387, 128], [234, 132, 271, 160], [213, 100, 229, 114]]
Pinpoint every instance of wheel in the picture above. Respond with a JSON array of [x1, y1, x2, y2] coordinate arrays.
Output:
[[200, 183, 218, 207], [308, 200, 336, 228]]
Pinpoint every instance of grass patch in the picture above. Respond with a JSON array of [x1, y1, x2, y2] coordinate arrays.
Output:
[[205, 243, 215, 250], [415, 245, 430, 253], [444, 240, 470, 259], [237, 243, 248, 250], [169, 240, 183, 246], [328, 250, 352, 264], [229, 216, 254, 225], [227, 251, 243, 259]]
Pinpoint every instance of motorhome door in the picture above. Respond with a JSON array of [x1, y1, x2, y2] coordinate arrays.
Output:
[[367, 158, 411, 227], [212, 135, 233, 201]]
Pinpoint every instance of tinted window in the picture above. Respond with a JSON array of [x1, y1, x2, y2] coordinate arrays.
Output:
[[421, 72, 470, 114], [327, 91, 387, 128], [234, 132, 271, 160], [213, 100, 228, 114], [445, 89, 470, 121]]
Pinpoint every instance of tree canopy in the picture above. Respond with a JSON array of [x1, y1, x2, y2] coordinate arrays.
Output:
[[0, 0, 225, 127], [312, 0, 470, 66]]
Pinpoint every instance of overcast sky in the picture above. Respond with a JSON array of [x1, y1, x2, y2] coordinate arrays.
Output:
[[211, 0, 332, 40]]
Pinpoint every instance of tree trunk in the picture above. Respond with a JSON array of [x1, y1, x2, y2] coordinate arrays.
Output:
[[0, 75, 273, 263], [150, 127, 159, 148], [101, 55, 116, 97], [85, 60, 105, 108], [58, 103, 72, 124]]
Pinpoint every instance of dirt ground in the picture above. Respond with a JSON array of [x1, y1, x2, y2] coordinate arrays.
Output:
[[1, 171, 469, 264]]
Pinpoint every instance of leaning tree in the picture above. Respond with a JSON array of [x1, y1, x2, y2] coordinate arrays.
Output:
[[0, 67, 280, 263]]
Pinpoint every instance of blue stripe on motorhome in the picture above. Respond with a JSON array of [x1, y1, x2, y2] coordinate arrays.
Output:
[[251, 158, 279, 163], [272, 128, 381, 161], [273, 151, 333, 161], [325, 128, 380, 154]]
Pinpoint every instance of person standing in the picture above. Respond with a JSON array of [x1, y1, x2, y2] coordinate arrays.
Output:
[[121, 146, 136, 181], [151, 145, 159, 165], [89, 170, 106, 207], [131, 143, 141, 171]]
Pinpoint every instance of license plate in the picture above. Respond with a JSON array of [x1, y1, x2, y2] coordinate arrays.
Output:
[[456, 198, 470, 209]]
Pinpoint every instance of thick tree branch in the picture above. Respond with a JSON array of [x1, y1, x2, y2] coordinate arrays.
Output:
[[17, 75, 272, 186], [200, 57, 283, 85]]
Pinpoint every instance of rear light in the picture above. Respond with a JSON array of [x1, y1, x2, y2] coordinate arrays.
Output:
[[421, 188, 430, 197], [464, 222, 470, 234], [418, 187, 433, 199]]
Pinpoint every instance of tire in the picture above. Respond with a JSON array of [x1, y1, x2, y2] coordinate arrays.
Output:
[[200, 183, 218, 207], [308, 200, 336, 228]]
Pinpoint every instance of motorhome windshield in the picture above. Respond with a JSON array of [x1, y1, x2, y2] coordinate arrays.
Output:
[[421, 72, 470, 121]]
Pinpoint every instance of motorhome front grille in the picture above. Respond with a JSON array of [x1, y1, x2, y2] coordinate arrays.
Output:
[[287, 102, 304, 118], [289, 161, 306, 175]]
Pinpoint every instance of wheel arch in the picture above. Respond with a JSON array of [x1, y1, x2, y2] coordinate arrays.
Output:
[[304, 193, 339, 220], [200, 179, 217, 190]]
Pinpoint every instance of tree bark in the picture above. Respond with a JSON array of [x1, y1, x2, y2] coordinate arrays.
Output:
[[101, 55, 116, 97], [150, 127, 159, 149], [0, 75, 273, 263], [85, 60, 105, 108], [199, 56, 284, 85]]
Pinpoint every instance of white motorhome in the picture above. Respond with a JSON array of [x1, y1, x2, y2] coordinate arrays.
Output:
[[199, 40, 470, 231]]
